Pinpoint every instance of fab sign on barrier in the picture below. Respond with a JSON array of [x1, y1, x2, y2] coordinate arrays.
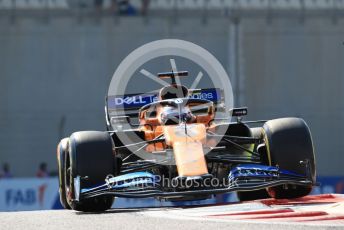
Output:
[[0, 178, 60, 211]]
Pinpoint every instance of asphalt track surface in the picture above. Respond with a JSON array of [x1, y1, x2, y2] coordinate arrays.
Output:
[[0, 208, 343, 230], [2, 194, 344, 230]]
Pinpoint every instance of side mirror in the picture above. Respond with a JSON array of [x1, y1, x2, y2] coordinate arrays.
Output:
[[110, 116, 131, 131], [111, 116, 130, 124], [230, 107, 248, 117]]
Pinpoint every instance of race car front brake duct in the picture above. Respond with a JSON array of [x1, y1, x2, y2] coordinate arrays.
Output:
[[78, 161, 315, 200]]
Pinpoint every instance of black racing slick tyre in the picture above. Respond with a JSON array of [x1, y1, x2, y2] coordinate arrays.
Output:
[[65, 131, 115, 212], [236, 127, 270, 202], [57, 138, 71, 209], [263, 118, 316, 199]]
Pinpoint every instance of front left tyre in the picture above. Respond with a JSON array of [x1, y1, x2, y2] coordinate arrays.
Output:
[[64, 131, 115, 212], [263, 117, 316, 199]]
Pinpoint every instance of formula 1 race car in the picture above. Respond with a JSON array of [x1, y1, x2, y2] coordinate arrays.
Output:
[[57, 71, 316, 212]]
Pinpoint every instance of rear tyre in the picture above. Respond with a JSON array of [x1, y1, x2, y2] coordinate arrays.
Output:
[[236, 127, 270, 202], [65, 131, 115, 212], [263, 118, 316, 199], [57, 138, 71, 209]]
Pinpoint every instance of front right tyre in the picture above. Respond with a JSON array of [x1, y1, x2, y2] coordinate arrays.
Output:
[[64, 131, 115, 212], [57, 137, 71, 209]]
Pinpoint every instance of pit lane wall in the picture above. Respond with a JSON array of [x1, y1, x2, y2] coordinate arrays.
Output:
[[0, 176, 343, 211]]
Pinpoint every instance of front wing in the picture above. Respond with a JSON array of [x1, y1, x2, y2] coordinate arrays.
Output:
[[76, 164, 315, 201]]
